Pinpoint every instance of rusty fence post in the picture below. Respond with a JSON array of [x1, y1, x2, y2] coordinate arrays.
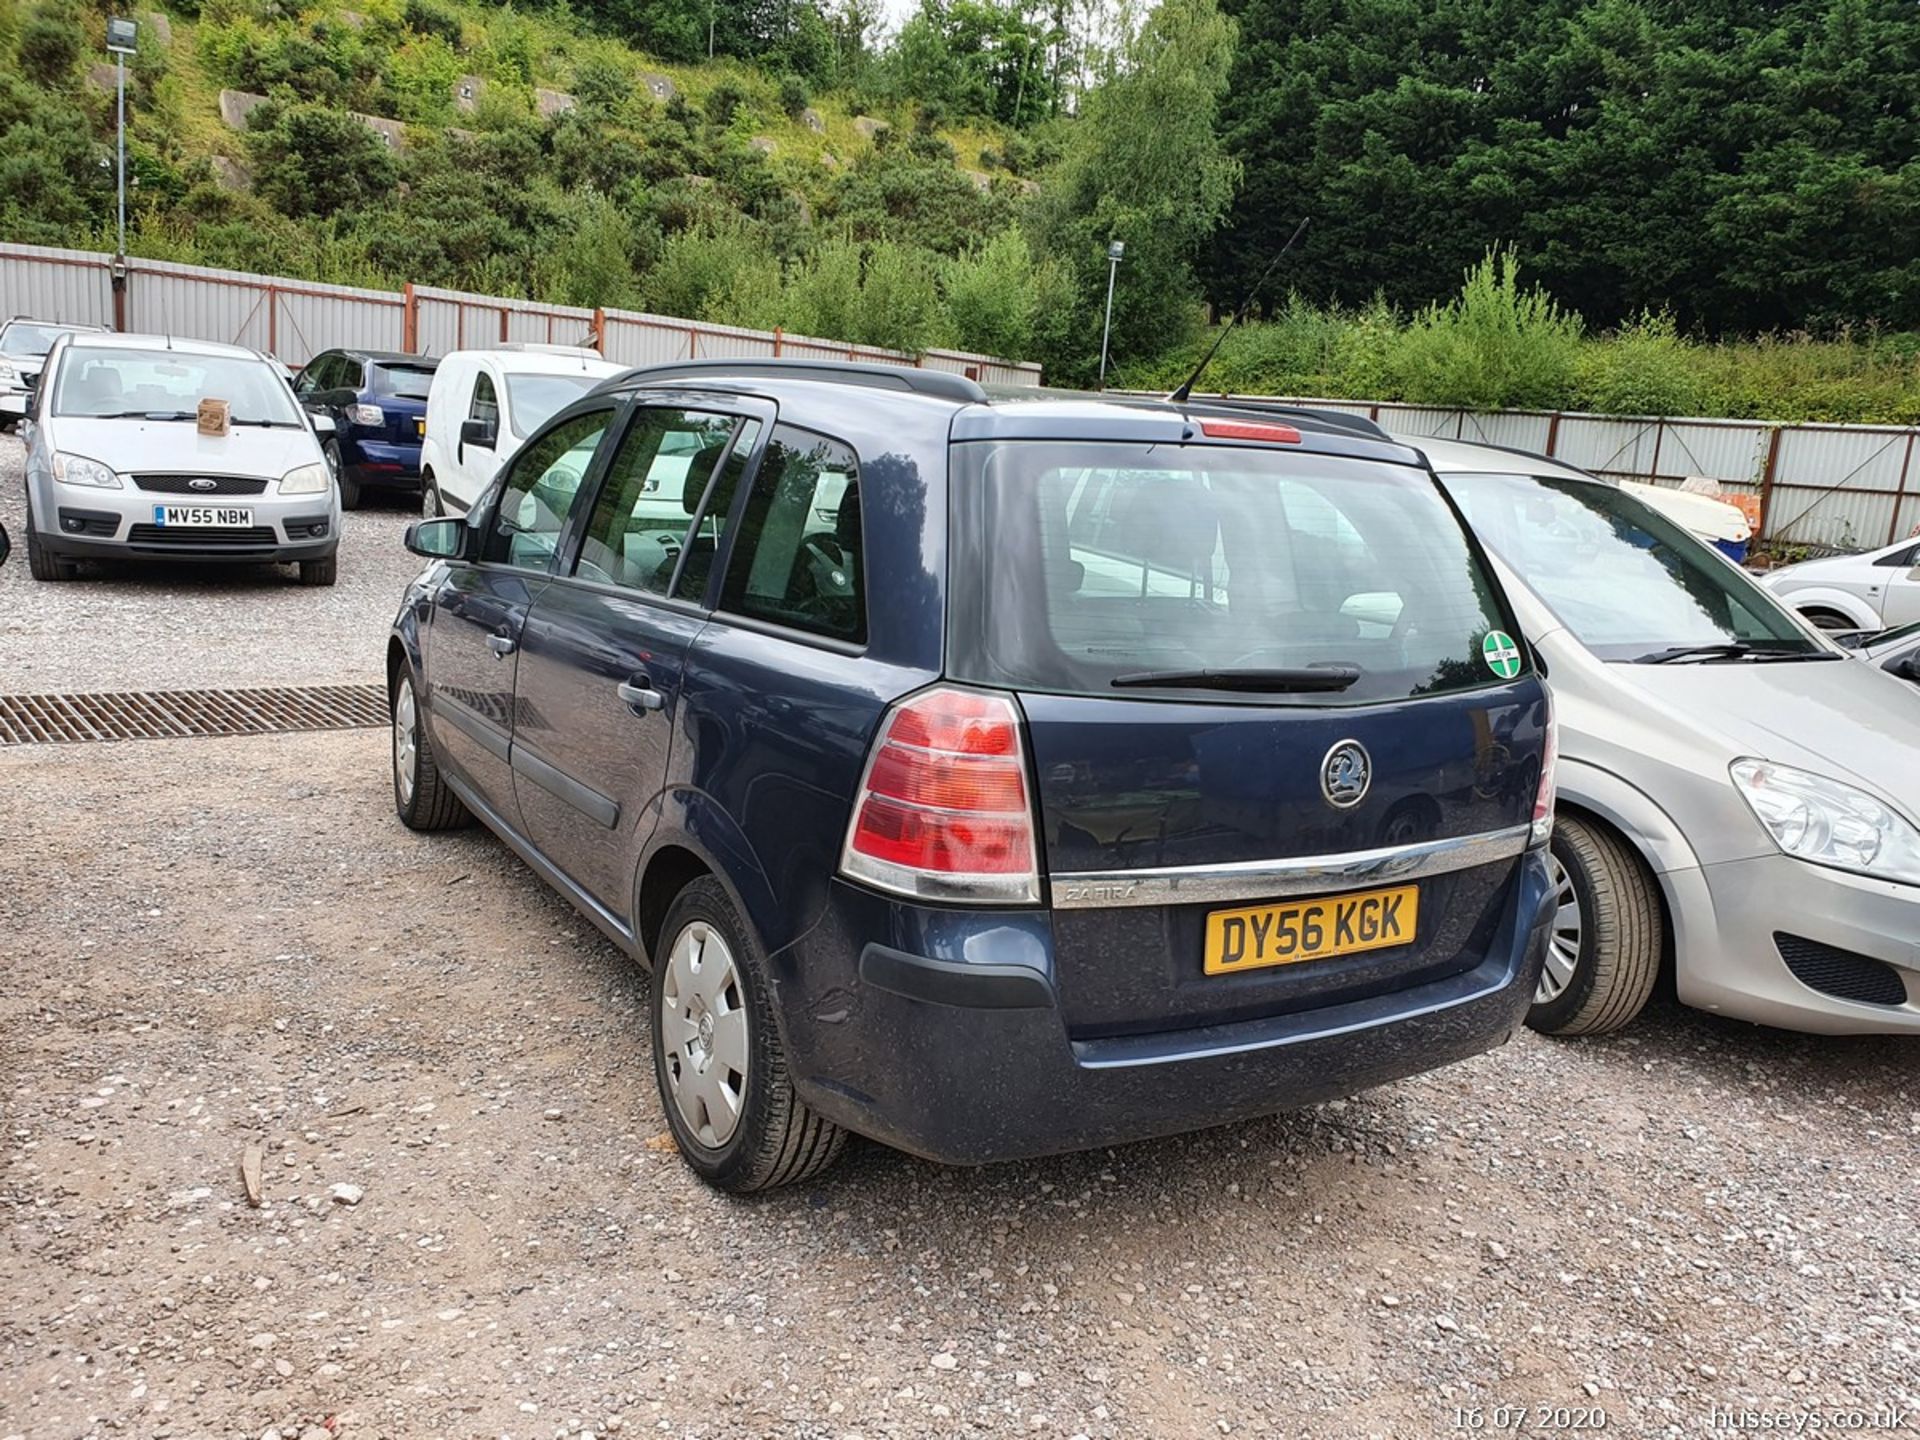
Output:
[[1889, 432, 1916, 545], [402, 282, 417, 353], [1756, 426, 1785, 542]]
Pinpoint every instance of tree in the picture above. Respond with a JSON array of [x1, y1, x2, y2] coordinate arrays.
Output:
[[1209, 0, 1920, 334], [1028, 0, 1240, 380], [246, 103, 402, 221]]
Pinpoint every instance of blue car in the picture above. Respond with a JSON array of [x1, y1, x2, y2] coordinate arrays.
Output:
[[293, 348, 438, 509], [386, 361, 1558, 1191]]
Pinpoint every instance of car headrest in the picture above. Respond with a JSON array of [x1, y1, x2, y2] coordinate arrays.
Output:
[[835, 482, 861, 548], [683, 440, 733, 513]]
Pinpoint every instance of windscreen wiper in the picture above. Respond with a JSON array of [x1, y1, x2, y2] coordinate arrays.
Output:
[[1635, 642, 1836, 664], [91, 409, 196, 421], [1111, 665, 1361, 693]]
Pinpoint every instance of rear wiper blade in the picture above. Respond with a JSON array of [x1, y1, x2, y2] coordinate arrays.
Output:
[[1634, 642, 1829, 664], [1111, 665, 1361, 693]]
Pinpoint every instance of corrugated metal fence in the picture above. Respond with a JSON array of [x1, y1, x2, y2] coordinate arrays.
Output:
[[1191, 393, 1920, 551], [0, 240, 1044, 391]]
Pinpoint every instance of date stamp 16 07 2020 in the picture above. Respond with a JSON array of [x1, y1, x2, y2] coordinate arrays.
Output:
[[1449, 1404, 1911, 1433]]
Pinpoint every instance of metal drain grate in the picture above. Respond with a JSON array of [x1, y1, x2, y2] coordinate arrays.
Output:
[[0, 683, 390, 745]]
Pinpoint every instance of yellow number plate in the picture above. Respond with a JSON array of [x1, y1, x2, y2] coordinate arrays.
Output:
[[1204, 884, 1418, 975]]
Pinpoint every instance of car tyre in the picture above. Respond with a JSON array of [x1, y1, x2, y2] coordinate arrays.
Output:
[[391, 667, 469, 831], [24, 504, 76, 581], [1526, 815, 1662, 1037], [1797, 606, 1858, 632], [327, 440, 360, 510], [651, 876, 848, 1193], [421, 473, 445, 519], [297, 554, 338, 586]]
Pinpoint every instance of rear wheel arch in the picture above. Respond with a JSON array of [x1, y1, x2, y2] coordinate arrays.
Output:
[[635, 844, 713, 966]]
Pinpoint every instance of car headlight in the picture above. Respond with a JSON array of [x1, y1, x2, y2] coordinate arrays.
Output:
[[1729, 758, 1920, 886], [280, 462, 331, 495], [346, 403, 385, 427], [51, 452, 121, 489]]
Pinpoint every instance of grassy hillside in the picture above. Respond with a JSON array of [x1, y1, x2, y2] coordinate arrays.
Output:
[[0, 0, 1058, 358]]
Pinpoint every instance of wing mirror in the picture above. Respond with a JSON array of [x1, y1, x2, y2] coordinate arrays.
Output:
[[460, 417, 497, 450], [404, 517, 472, 561], [310, 413, 337, 437]]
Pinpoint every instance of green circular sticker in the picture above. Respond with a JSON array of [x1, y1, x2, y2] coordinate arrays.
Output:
[[1482, 630, 1523, 679]]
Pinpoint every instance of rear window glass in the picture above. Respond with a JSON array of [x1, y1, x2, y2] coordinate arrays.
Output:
[[948, 441, 1525, 705], [373, 362, 435, 399]]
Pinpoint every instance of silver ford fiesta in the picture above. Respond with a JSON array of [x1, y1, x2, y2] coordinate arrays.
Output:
[[1411, 435, 1920, 1036], [19, 332, 341, 585]]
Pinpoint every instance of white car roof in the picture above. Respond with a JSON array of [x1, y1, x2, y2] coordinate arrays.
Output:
[[59, 331, 266, 362], [451, 347, 624, 377], [1403, 434, 1598, 483]]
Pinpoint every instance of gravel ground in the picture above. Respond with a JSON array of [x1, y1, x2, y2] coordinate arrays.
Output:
[[2, 729, 1916, 1440], [0, 435, 421, 693]]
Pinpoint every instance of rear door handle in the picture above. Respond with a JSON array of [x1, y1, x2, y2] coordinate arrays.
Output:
[[487, 633, 517, 658], [617, 678, 665, 714]]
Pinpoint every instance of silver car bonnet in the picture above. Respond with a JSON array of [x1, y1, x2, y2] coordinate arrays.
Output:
[[46, 416, 323, 479], [1492, 553, 1920, 866]]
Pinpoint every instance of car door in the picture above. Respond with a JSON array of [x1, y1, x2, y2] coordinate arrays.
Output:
[[423, 403, 621, 819], [1879, 543, 1920, 626], [449, 368, 502, 510], [510, 398, 770, 919]]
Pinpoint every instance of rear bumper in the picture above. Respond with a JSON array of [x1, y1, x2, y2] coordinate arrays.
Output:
[[778, 849, 1554, 1165], [344, 438, 424, 489]]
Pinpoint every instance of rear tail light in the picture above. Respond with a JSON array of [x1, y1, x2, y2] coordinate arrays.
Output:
[[840, 686, 1042, 905], [346, 403, 385, 427], [1531, 699, 1558, 845]]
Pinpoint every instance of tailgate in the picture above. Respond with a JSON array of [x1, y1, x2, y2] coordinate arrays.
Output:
[[1021, 688, 1544, 1037]]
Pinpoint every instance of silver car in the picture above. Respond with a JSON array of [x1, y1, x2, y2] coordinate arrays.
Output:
[[1413, 436, 1920, 1036], [0, 317, 107, 430], [21, 333, 341, 585]]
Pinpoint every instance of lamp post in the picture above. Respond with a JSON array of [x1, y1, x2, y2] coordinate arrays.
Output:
[[106, 19, 136, 256], [1098, 239, 1125, 387], [106, 18, 137, 332]]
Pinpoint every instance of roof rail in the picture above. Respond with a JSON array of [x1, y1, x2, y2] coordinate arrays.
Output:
[[1197, 397, 1392, 442], [614, 358, 988, 403]]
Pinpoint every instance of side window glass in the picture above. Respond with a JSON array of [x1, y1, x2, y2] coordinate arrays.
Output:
[[470, 372, 499, 430], [575, 408, 739, 594], [292, 358, 319, 395], [721, 425, 864, 643], [1875, 544, 1916, 568], [482, 408, 614, 571], [341, 358, 366, 392]]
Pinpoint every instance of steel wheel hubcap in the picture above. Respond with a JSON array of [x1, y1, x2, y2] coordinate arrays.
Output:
[[1538, 851, 1582, 1003], [660, 920, 749, 1149], [393, 680, 418, 805]]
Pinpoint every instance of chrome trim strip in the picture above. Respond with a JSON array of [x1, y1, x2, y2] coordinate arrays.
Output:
[[1049, 824, 1533, 910]]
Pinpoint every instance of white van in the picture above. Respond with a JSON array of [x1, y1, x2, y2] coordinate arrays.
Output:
[[419, 346, 624, 515]]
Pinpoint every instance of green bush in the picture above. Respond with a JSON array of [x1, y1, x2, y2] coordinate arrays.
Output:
[[942, 228, 1039, 360], [778, 73, 808, 120], [642, 216, 778, 322], [856, 240, 945, 352], [17, 3, 83, 86], [781, 236, 863, 341], [1390, 250, 1583, 410], [401, 0, 461, 45], [1575, 311, 1704, 416]]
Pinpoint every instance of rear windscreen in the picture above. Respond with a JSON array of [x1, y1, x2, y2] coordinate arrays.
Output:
[[373, 362, 435, 399], [948, 441, 1527, 705]]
